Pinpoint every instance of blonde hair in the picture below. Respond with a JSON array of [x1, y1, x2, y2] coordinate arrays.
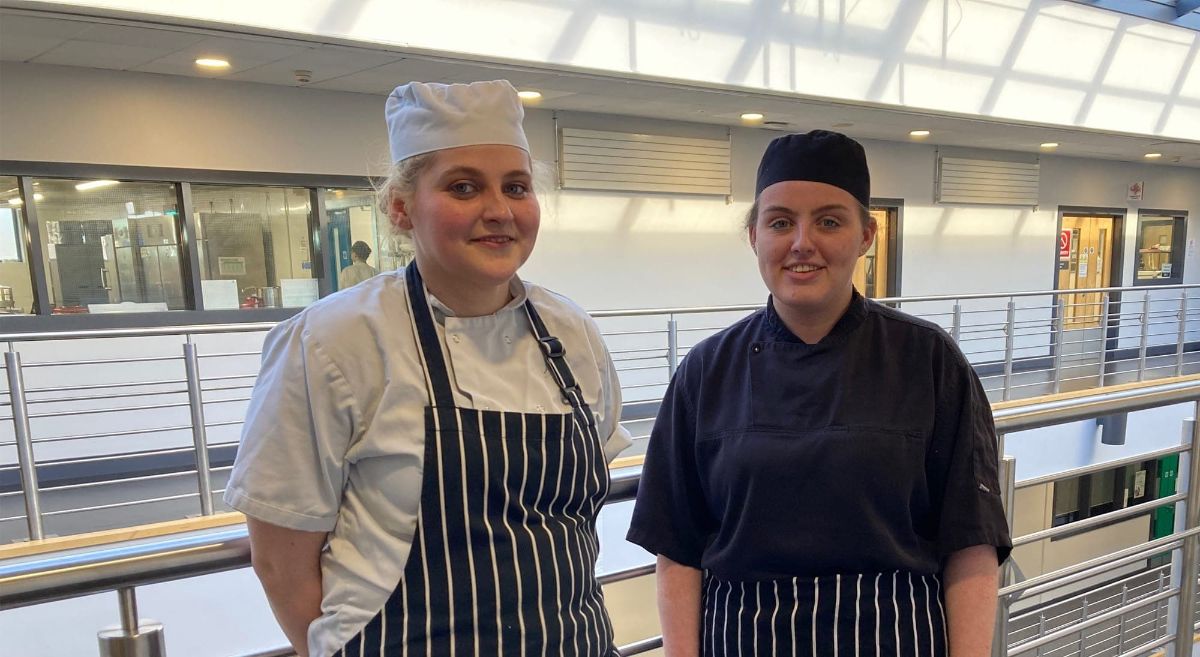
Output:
[[375, 152, 437, 231]]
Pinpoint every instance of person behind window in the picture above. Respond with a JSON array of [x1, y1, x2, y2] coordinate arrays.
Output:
[[627, 130, 1012, 657], [225, 80, 632, 657], [338, 240, 379, 289]]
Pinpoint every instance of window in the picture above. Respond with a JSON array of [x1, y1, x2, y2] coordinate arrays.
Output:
[[1051, 460, 1161, 529], [191, 185, 316, 309], [33, 178, 185, 313], [1134, 212, 1186, 285], [0, 176, 35, 314], [324, 188, 412, 292]]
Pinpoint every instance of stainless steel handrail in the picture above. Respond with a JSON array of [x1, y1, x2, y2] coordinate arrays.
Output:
[[992, 377, 1200, 434], [0, 468, 642, 610], [4, 283, 1200, 341]]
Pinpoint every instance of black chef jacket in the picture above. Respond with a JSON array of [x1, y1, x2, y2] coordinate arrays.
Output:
[[627, 291, 1012, 580]]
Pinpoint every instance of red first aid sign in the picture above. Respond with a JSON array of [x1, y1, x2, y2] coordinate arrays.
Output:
[[1059, 230, 1071, 258]]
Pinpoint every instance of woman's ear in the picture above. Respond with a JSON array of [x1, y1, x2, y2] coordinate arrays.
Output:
[[389, 195, 413, 232]]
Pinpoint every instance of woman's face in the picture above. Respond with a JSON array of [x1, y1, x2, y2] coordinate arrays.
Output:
[[392, 144, 539, 293], [749, 180, 876, 317]]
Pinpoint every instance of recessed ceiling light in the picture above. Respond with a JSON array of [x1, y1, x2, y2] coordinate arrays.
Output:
[[740, 112, 765, 121], [1144, 153, 1162, 159], [8, 198, 22, 206], [832, 122, 854, 128], [75, 180, 119, 191], [909, 130, 931, 137], [1040, 142, 1059, 149], [517, 90, 542, 100], [195, 58, 230, 69], [33, 193, 43, 201]]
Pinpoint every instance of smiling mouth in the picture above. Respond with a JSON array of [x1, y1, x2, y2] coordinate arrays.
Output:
[[472, 235, 515, 244], [786, 264, 822, 273]]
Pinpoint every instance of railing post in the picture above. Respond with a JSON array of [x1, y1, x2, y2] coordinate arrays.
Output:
[[952, 301, 963, 344], [1174, 403, 1200, 657], [993, 452, 1016, 657], [1099, 292, 1111, 388], [1003, 300, 1016, 402], [183, 341, 214, 516], [5, 350, 44, 541], [1054, 298, 1066, 395], [1138, 291, 1150, 382], [667, 314, 679, 378], [97, 587, 165, 657], [1117, 582, 1127, 651], [1177, 293, 1188, 377]]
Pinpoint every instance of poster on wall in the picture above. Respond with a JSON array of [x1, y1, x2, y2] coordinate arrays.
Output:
[[218, 256, 246, 277], [1128, 181, 1144, 201]]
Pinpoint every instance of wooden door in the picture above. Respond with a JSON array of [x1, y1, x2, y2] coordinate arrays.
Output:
[[1058, 216, 1114, 329], [854, 208, 890, 298]]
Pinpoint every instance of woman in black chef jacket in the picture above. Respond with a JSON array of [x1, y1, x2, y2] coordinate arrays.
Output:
[[627, 130, 1012, 657]]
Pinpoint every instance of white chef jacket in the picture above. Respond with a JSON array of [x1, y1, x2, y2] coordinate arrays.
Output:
[[337, 261, 378, 289], [223, 269, 632, 657]]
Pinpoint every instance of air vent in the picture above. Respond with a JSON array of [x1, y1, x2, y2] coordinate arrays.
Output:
[[559, 128, 730, 196], [936, 156, 1040, 206]]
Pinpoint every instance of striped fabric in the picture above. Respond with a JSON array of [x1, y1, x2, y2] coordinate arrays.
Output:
[[336, 264, 617, 657], [702, 571, 947, 657]]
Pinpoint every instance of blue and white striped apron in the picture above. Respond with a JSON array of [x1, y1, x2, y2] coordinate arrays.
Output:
[[703, 571, 947, 657], [338, 263, 617, 656]]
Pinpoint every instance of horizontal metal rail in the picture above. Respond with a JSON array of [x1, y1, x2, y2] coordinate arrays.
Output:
[[992, 377, 1200, 435]]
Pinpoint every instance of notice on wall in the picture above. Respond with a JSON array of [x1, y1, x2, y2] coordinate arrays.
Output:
[[1128, 181, 1144, 201], [1134, 469, 1147, 499], [281, 278, 319, 308], [218, 256, 246, 277], [201, 279, 240, 310]]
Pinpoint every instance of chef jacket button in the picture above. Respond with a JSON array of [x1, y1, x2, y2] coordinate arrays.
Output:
[[503, 335, 513, 344], [752, 344, 761, 354], [451, 334, 461, 343]]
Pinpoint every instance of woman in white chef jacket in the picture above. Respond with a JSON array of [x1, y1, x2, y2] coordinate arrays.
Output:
[[224, 80, 632, 657]]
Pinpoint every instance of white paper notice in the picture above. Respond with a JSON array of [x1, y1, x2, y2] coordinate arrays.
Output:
[[281, 278, 319, 308], [201, 279, 240, 310]]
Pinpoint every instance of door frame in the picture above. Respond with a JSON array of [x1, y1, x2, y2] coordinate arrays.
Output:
[[1053, 206, 1128, 357], [870, 198, 903, 298]]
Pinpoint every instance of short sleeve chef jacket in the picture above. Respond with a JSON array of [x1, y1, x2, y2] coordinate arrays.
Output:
[[627, 292, 1011, 580], [224, 270, 632, 655]]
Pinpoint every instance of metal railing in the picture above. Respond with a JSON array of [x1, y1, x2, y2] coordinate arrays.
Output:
[[6, 283, 1200, 544], [5, 379, 1200, 655]]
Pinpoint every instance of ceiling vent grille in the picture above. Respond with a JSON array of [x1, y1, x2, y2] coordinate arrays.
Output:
[[936, 156, 1040, 206], [559, 128, 730, 196]]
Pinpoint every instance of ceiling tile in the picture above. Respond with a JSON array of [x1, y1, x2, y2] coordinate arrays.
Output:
[[33, 40, 170, 70], [230, 47, 401, 85], [0, 34, 64, 61], [74, 23, 205, 51]]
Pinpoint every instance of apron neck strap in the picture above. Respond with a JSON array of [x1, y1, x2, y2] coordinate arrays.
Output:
[[524, 300, 594, 428], [405, 262, 457, 408]]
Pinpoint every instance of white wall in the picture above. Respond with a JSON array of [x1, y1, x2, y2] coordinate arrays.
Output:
[[3, 62, 1198, 312], [28, 0, 1200, 141]]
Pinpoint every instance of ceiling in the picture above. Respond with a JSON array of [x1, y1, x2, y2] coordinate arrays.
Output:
[[2, 8, 1199, 168]]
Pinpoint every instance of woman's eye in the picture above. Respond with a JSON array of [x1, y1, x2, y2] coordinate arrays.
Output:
[[504, 182, 529, 196], [818, 217, 841, 228], [767, 218, 790, 229], [449, 182, 477, 195]]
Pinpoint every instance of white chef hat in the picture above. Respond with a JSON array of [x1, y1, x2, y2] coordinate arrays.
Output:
[[385, 80, 530, 163]]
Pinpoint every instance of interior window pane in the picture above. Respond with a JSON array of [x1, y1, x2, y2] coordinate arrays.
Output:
[[33, 178, 185, 314], [191, 185, 316, 309], [1052, 478, 1079, 518], [1136, 215, 1182, 282], [324, 188, 412, 292], [0, 176, 35, 314]]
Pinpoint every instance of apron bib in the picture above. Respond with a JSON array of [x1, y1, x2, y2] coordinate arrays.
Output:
[[338, 264, 617, 657], [703, 571, 947, 657]]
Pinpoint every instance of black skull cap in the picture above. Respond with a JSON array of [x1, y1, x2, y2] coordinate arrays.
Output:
[[755, 130, 870, 207]]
